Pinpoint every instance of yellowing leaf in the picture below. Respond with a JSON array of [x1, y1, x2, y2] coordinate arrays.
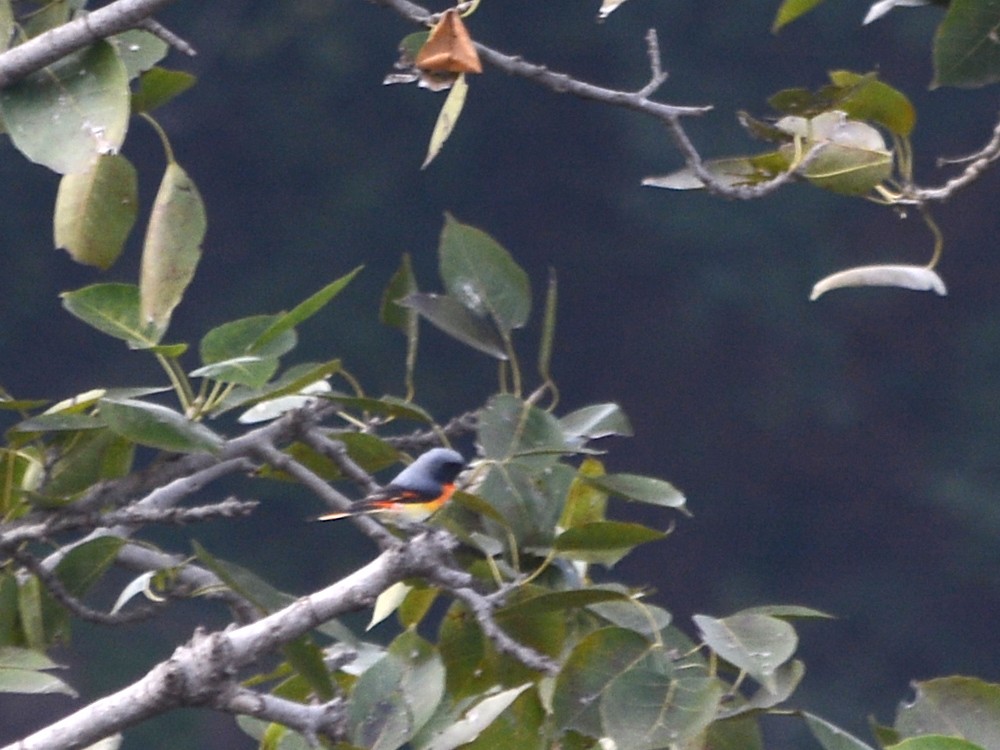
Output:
[[54, 154, 138, 270], [139, 163, 207, 341], [422, 72, 469, 169]]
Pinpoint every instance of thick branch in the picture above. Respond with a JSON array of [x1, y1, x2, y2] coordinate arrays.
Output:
[[0, 0, 181, 88]]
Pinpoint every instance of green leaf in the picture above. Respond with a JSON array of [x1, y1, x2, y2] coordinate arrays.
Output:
[[12, 414, 106, 433], [804, 712, 878, 750], [220, 360, 341, 415], [0, 647, 76, 697], [110, 29, 168, 79], [438, 214, 531, 333], [55, 537, 125, 598], [538, 268, 557, 383], [54, 153, 138, 270], [382, 254, 420, 390], [497, 588, 631, 619], [737, 604, 835, 620], [100, 398, 224, 453], [131, 67, 197, 113], [192, 540, 295, 613], [554, 521, 666, 567], [188, 356, 276, 388], [933, 0, 1000, 88], [200, 315, 297, 361], [0, 2, 13, 55], [552, 627, 653, 735], [584, 473, 687, 509], [61, 283, 161, 347], [401, 293, 507, 359], [643, 154, 785, 190], [253, 267, 363, 351], [323, 395, 433, 423], [17, 576, 45, 650], [0, 40, 129, 174], [773, 0, 829, 31], [895, 677, 1000, 747], [694, 613, 798, 692], [139, 162, 207, 341], [602, 669, 723, 750], [889, 737, 988, 750], [422, 684, 533, 750], [282, 637, 334, 702], [422, 72, 470, 169], [349, 631, 445, 750], [560, 403, 633, 442], [586, 589, 672, 636], [720, 659, 806, 718], [0, 576, 18, 645], [39, 429, 134, 499], [827, 70, 916, 137], [478, 394, 568, 463]]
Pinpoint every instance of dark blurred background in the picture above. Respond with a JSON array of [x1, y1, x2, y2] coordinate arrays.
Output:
[[2, 0, 999, 746]]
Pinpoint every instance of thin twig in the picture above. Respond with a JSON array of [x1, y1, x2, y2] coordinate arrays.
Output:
[[138, 17, 197, 56]]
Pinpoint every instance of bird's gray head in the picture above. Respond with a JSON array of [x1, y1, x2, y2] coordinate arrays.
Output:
[[389, 448, 466, 493]]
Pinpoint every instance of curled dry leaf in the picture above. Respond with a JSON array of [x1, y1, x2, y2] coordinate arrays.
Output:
[[810, 264, 947, 300], [415, 9, 482, 74]]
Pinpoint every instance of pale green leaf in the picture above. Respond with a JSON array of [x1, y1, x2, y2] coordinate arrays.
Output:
[[109, 29, 167, 79], [694, 613, 798, 692], [54, 153, 138, 269], [896, 676, 1000, 748], [100, 398, 223, 453], [423, 684, 532, 750], [139, 163, 207, 341], [438, 214, 531, 333], [60, 283, 160, 348], [804, 712, 878, 750], [0, 41, 129, 174], [131, 67, 197, 113], [773, 0, 829, 31]]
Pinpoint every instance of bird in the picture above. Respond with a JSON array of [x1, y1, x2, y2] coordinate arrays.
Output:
[[316, 447, 466, 524]]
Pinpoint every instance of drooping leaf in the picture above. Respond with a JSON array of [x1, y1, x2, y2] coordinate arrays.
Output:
[[282, 636, 335, 702], [895, 677, 1000, 747], [54, 153, 138, 269], [694, 613, 798, 692], [538, 268, 557, 383], [60, 283, 160, 348], [401, 293, 507, 359], [0, 40, 129, 174], [423, 72, 469, 169], [100, 398, 224, 453], [368, 582, 412, 631], [381, 254, 419, 333], [139, 162, 207, 341], [773, 0, 829, 31], [438, 214, 531, 333], [583, 473, 687, 509], [810, 264, 947, 300], [131, 67, 197, 113], [253, 267, 363, 351], [933, 0, 1000, 88], [17, 576, 45, 650]]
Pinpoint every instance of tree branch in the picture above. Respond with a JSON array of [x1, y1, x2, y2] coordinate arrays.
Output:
[[905, 111, 1000, 202], [4, 528, 550, 750], [0, 0, 181, 89]]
